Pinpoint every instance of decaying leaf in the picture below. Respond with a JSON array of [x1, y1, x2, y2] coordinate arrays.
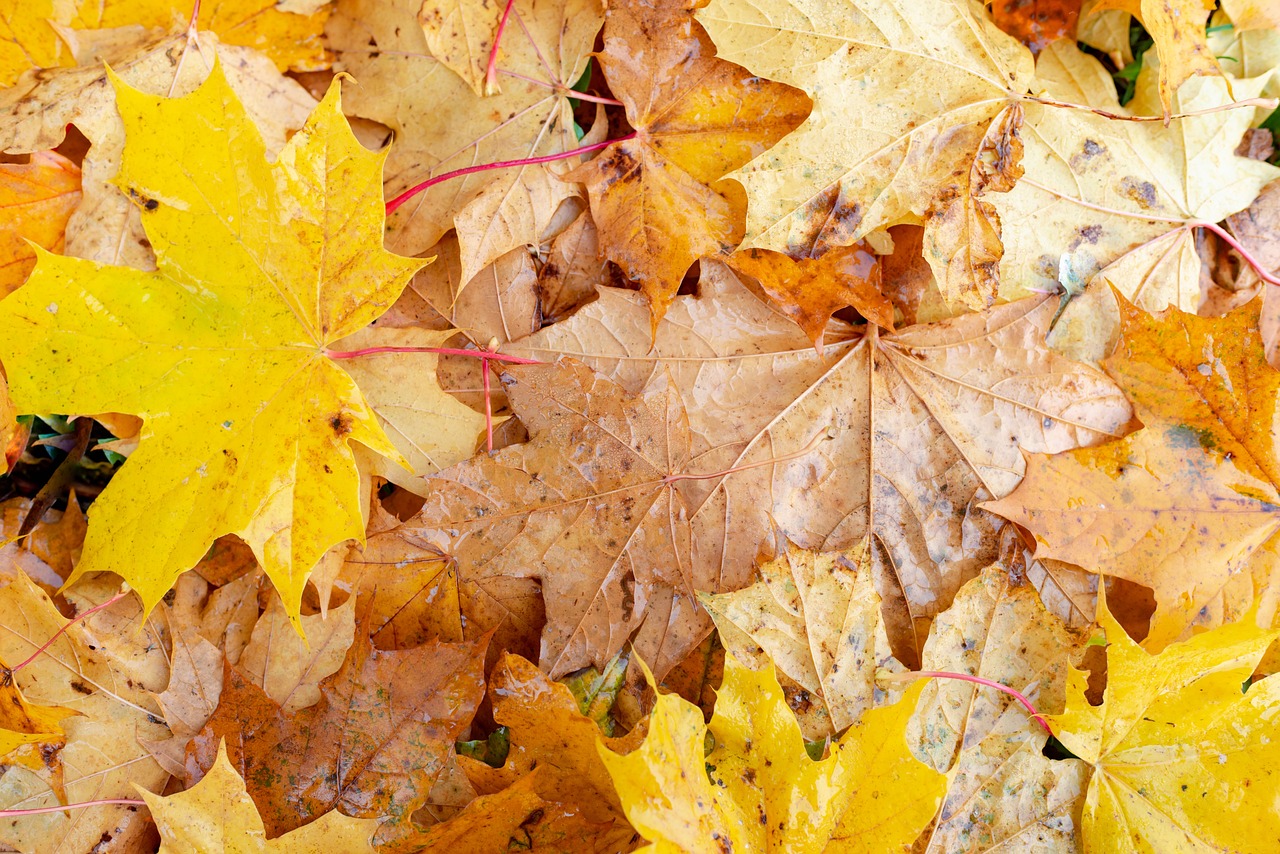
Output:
[[701, 536, 904, 738], [143, 740, 378, 853], [907, 564, 1088, 852], [0, 67, 428, 621], [697, 0, 1034, 307], [984, 296, 1280, 648], [566, 0, 809, 325], [187, 633, 489, 845], [601, 653, 945, 852]]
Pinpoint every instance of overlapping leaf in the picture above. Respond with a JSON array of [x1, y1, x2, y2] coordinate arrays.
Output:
[[0, 67, 430, 620]]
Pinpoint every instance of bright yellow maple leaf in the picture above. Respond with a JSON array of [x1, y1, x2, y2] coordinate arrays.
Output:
[[600, 653, 944, 852], [140, 739, 378, 853], [0, 63, 428, 622], [1050, 595, 1280, 852], [0, 0, 329, 87]]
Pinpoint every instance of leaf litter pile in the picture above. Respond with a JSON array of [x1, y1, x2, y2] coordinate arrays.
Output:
[[3, 0, 1280, 850]]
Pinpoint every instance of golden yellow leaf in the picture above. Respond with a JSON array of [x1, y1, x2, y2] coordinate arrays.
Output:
[[0, 65, 431, 622], [0, 662, 79, 757], [600, 653, 944, 852], [0, 0, 328, 87], [696, 0, 1033, 308], [418, 0, 502, 96], [141, 739, 378, 853], [1050, 595, 1280, 852]]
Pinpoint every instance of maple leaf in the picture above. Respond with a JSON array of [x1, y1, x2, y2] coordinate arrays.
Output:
[[700, 536, 905, 738], [0, 151, 80, 297], [405, 358, 702, 677], [457, 653, 642, 852], [418, 0, 503, 96], [238, 591, 356, 715], [995, 41, 1279, 311], [1224, 178, 1280, 369], [0, 667, 80, 763], [0, 32, 317, 273], [565, 0, 810, 325], [187, 632, 489, 845], [143, 740, 378, 853], [0, 66, 432, 621], [696, 0, 1034, 308], [724, 244, 894, 351], [1085, 0, 1223, 119], [0, 0, 329, 87], [906, 563, 1089, 852], [601, 653, 945, 852], [329, 0, 600, 270], [520, 283, 1132, 663], [1049, 593, 1280, 851], [0, 564, 169, 852], [984, 295, 1280, 648]]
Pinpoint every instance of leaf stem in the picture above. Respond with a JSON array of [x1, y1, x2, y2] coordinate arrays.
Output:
[[1024, 93, 1278, 123], [884, 670, 1052, 733], [324, 345, 542, 365], [482, 360, 494, 453], [8, 590, 131, 676], [0, 798, 145, 817], [1192, 219, 1280, 286], [485, 0, 518, 95], [384, 134, 636, 214]]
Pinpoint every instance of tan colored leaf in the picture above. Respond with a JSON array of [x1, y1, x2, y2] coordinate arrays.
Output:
[[0, 564, 169, 854], [697, 0, 1033, 307], [329, 0, 600, 256], [146, 623, 223, 778], [418, 0, 502, 96], [995, 41, 1278, 311], [701, 537, 905, 738], [239, 591, 355, 715], [907, 565, 1088, 852]]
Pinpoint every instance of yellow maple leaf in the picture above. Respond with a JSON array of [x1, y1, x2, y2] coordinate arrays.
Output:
[[0, 0, 328, 87], [600, 652, 944, 852], [1050, 595, 1280, 852], [140, 739, 378, 853], [0, 63, 429, 622], [0, 660, 80, 758]]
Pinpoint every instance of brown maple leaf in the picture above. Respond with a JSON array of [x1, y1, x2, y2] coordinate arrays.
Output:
[[186, 632, 489, 846], [566, 0, 810, 327]]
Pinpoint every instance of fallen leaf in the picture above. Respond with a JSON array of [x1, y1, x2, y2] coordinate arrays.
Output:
[[1050, 593, 1280, 851], [724, 243, 894, 351], [0, 67, 426, 620], [992, 0, 1083, 53], [460, 653, 641, 851], [1225, 178, 1280, 369], [995, 41, 1278, 311], [907, 564, 1088, 852], [143, 739, 378, 853], [0, 664, 80, 761], [406, 358, 699, 677], [1222, 0, 1280, 29], [600, 653, 945, 852], [145, 623, 223, 778], [0, 151, 81, 298], [565, 0, 809, 325], [329, 0, 600, 258], [697, 0, 1034, 307], [0, 0, 329, 86], [187, 632, 489, 845], [418, 0, 502, 96], [238, 591, 356, 715], [700, 536, 905, 738], [1085, 0, 1222, 118], [0, 563, 169, 853], [984, 296, 1280, 648], [538, 211, 606, 323]]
